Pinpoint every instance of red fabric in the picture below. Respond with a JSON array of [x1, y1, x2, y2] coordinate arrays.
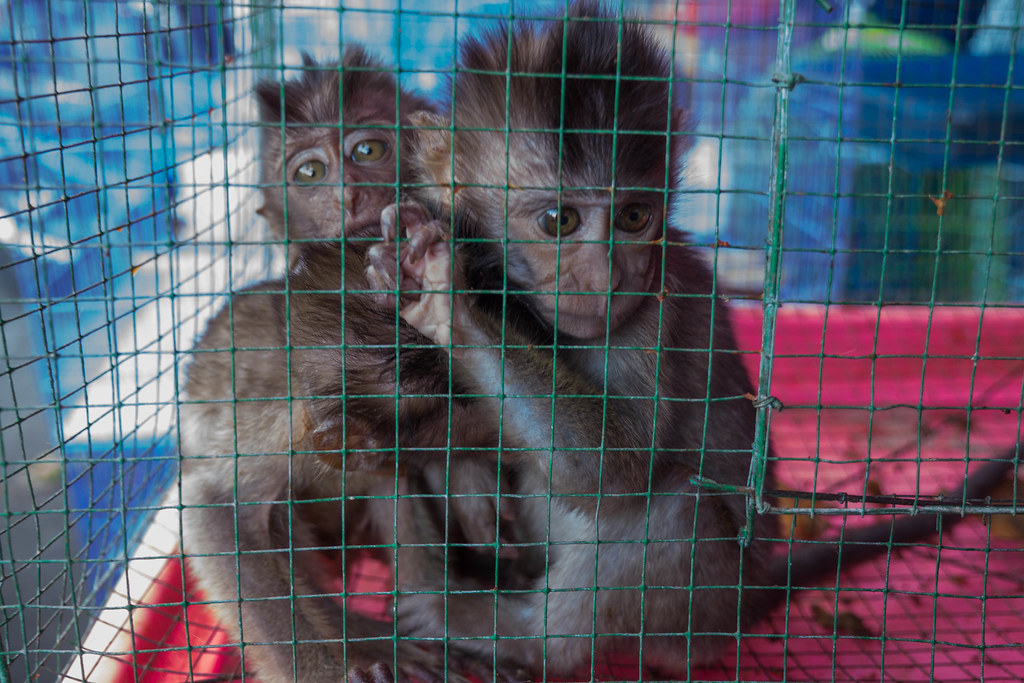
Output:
[[91, 556, 242, 681]]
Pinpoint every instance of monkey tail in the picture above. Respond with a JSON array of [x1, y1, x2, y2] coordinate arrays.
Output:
[[765, 442, 1020, 592]]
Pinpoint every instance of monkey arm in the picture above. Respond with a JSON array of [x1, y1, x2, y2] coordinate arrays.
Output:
[[448, 296, 657, 499], [286, 242, 454, 470], [382, 231, 656, 497], [180, 457, 487, 683]]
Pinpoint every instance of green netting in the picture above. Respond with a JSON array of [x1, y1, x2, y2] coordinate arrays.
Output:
[[0, 1, 1021, 683]]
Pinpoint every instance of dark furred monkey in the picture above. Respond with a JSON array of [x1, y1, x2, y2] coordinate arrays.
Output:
[[371, 5, 772, 675], [369, 1, 1019, 679], [180, 49, 517, 683], [182, 47, 435, 490]]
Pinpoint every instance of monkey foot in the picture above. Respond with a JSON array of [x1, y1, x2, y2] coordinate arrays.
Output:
[[394, 643, 522, 683], [457, 655, 531, 683]]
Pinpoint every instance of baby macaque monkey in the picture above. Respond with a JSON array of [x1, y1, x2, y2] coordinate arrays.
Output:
[[368, 7, 768, 674], [180, 49, 517, 683], [367, 1, 1021, 679], [182, 47, 432, 479]]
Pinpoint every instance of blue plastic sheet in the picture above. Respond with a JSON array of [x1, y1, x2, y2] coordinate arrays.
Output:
[[1, 0, 232, 585]]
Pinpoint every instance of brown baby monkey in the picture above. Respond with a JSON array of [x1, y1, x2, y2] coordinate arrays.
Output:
[[180, 48, 518, 683]]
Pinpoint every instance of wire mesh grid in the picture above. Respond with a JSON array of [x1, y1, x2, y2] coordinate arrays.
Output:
[[0, 1, 1022, 682]]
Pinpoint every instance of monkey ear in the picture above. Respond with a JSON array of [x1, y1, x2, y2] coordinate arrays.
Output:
[[255, 79, 284, 122], [409, 110, 450, 158]]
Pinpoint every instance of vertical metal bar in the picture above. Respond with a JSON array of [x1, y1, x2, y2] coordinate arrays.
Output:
[[745, 0, 798, 533]]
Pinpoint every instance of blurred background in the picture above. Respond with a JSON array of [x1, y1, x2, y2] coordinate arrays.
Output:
[[1, 1, 1022, 680]]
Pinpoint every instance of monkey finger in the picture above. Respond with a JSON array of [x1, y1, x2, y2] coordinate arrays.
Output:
[[455, 654, 528, 683], [398, 650, 475, 683], [365, 269, 398, 308], [346, 662, 396, 683], [395, 275, 425, 312], [405, 218, 448, 264], [398, 269, 422, 294], [417, 241, 453, 290], [366, 269, 399, 309], [380, 201, 431, 244], [379, 203, 400, 243], [367, 246, 399, 290]]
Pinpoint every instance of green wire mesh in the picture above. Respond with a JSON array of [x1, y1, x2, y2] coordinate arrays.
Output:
[[0, 1, 1021, 682]]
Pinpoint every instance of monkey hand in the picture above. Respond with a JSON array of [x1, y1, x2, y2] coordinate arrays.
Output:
[[380, 645, 500, 683], [295, 400, 396, 472], [367, 202, 425, 302], [399, 235, 452, 346], [368, 202, 455, 346]]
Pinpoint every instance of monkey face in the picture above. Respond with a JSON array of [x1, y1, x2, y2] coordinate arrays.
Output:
[[274, 121, 399, 242], [415, 117, 672, 341], [503, 191, 663, 339], [255, 50, 436, 251]]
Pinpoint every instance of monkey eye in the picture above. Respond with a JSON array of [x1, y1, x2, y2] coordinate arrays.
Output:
[[351, 139, 389, 163], [614, 203, 652, 233], [539, 207, 582, 236], [293, 160, 328, 184]]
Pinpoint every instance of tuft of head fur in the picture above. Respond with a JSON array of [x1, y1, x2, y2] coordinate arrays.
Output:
[[447, 0, 685, 193], [255, 46, 432, 173], [255, 47, 408, 126], [406, 1, 689, 330]]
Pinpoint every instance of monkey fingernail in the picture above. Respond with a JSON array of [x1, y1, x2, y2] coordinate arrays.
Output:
[[380, 204, 399, 242]]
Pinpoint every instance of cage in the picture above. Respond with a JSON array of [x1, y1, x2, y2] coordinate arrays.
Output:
[[1, 1, 1022, 682]]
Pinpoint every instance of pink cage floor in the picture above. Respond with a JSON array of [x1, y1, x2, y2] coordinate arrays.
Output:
[[102, 305, 1024, 682]]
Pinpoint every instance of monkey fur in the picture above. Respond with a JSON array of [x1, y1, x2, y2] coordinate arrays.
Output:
[[363, 2, 1021, 679], [182, 9, 1018, 683]]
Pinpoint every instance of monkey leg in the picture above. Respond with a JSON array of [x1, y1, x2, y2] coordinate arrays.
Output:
[[181, 458, 437, 683], [518, 493, 753, 677], [471, 495, 745, 679], [355, 464, 528, 683], [385, 482, 539, 681]]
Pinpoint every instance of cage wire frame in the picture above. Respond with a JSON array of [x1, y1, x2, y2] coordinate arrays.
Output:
[[0, 1, 1022, 682]]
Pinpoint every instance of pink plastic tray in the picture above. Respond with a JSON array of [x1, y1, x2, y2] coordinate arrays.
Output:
[[77, 305, 1024, 682]]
